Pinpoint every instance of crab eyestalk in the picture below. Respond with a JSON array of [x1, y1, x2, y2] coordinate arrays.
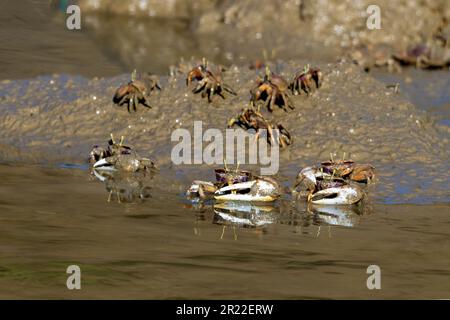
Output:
[[265, 66, 271, 80], [303, 64, 310, 74], [131, 69, 137, 82]]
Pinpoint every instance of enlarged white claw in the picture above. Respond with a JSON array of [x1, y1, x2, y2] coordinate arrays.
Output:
[[301, 166, 317, 185], [92, 169, 108, 181], [214, 179, 280, 202], [93, 158, 116, 170], [311, 185, 363, 205], [216, 180, 256, 193]]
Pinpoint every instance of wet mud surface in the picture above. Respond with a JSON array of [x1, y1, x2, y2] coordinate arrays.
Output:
[[0, 61, 448, 204], [0, 165, 449, 299]]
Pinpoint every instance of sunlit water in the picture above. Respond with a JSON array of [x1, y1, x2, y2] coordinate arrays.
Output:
[[0, 165, 449, 299]]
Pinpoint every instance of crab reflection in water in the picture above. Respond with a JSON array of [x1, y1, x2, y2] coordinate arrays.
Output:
[[92, 169, 155, 203], [212, 201, 280, 240]]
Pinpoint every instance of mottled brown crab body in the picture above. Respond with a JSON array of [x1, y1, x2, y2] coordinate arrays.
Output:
[[186, 66, 206, 86], [290, 66, 322, 95], [349, 164, 375, 183], [228, 108, 292, 148], [113, 72, 161, 112], [186, 60, 237, 103], [251, 72, 295, 112], [320, 158, 375, 184]]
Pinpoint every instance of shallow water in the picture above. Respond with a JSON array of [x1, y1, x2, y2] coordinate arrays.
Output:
[[0, 1, 449, 299], [0, 165, 449, 299]]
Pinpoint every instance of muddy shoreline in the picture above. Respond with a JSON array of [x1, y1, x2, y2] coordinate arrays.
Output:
[[0, 60, 448, 204]]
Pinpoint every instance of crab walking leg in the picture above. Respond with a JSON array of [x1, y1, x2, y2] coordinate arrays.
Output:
[[107, 190, 113, 202], [285, 94, 295, 110], [263, 94, 271, 112], [253, 129, 261, 145], [223, 84, 237, 95], [133, 94, 138, 112], [208, 85, 215, 103], [294, 79, 301, 95], [267, 125, 276, 146], [118, 95, 129, 107], [269, 88, 278, 112], [126, 99, 132, 113], [217, 90, 226, 99], [192, 79, 206, 93], [142, 96, 152, 109], [279, 93, 289, 112]]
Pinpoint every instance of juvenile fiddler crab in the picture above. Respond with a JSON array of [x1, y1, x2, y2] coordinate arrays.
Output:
[[227, 107, 292, 148], [289, 64, 323, 95], [113, 69, 161, 112], [187, 163, 281, 202], [292, 154, 375, 205], [89, 134, 157, 173], [186, 58, 237, 102], [250, 67, 295, 112]]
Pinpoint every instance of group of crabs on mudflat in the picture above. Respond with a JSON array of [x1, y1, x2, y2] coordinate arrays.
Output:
[[90, 58, 375, 206]]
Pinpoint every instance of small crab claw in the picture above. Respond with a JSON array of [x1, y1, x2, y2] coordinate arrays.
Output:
[[214, 179, 280, 202], [310, 185, 363, 205], [292, 167, 317, 191], [93, 158, 116, 171]]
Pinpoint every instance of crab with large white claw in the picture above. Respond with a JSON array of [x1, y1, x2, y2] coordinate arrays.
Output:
[[214, 177, 281, 202], [93, 154, 156, 173], [310, 185, 364, 205]]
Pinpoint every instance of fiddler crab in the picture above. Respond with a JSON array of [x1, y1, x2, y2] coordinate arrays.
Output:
[[292, 154, 375, 205], [227, 107, 292, 148], [187, 163, 281, 202], [89, 134, 157, 173], [250, 67, 295, 112], [186, 58, 237, 102], [289, 64, 323, 95], [113, 70, 161, 112]]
